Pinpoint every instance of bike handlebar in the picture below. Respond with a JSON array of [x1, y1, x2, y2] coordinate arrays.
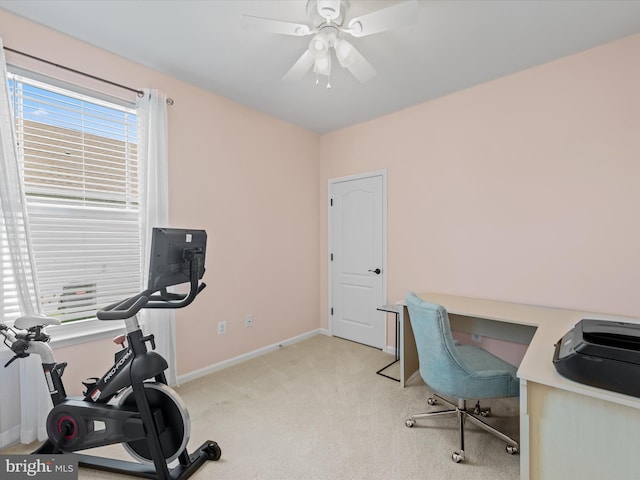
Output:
[[96, 294, 151, 321], [96, 259, 206, 321], [96, 284, 206, 320]]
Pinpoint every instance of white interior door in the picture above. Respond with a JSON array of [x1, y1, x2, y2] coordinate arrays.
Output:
[[330, 171, 386, 349]]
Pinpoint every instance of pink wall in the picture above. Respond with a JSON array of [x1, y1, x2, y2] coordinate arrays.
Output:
[[2, 9, 640, 391], [0, 10, 320, 394], [319, 33, 640, 348]]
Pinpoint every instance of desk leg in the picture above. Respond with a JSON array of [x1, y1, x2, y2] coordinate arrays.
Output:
[[376, 312, 400, 382], [520, 379, 529, 480], [400, 305, 419, 387]]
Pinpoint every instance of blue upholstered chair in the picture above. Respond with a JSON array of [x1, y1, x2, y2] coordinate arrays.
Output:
[[404, 292, 519, 463]]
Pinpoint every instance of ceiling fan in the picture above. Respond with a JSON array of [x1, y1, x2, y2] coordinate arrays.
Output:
[[241, 0, 419, 87]]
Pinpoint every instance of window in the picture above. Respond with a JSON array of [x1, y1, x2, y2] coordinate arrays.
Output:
[[3, 73, 141, 324]]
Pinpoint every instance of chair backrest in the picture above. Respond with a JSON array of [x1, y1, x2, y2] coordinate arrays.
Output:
[[405, 292, 473, 398]]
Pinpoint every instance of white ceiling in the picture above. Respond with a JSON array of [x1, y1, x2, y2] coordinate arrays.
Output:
[[2, 0, 640, 134]]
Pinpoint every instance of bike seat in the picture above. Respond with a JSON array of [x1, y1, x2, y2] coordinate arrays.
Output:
[[14, 314, 61, 330]]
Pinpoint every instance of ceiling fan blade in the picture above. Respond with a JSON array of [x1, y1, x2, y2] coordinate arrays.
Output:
[[334, 39, 376, 83], [240, 15, 312, 36], [283, 49, 316, 82], [346, 0, 419, 37]]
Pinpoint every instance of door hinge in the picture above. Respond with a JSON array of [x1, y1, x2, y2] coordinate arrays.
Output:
[[330, 253, 333, 261], [330, 198, 333, 206], [331, 308, 333, 315]]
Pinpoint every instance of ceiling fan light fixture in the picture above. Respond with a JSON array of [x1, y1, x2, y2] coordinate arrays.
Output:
[[313, 55, 331, 76], [334, 38, 356, 67], [335, 38, 376, 83], [309, 32, 329, 59]]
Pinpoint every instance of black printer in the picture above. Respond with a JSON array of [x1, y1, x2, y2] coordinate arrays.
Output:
[[553, 319, 640, 398]]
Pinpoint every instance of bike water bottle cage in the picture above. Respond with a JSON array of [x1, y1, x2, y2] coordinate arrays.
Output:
[[140, 333, 156, 350]]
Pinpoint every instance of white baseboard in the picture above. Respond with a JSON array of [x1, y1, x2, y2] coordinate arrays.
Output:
[[0, 425, 21, 450], [177, 328, 330, 385]]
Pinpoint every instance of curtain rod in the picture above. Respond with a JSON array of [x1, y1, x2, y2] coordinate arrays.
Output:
[[3, 46, 174, 105]]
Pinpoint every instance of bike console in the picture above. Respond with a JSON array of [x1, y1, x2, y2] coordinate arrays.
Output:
[[97, 228, 207, 321]]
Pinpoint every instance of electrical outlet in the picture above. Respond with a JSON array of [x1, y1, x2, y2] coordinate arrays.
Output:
[[471, 333, 482, 343], [217, 321, 227, 335], [245, 314, 253, 328]]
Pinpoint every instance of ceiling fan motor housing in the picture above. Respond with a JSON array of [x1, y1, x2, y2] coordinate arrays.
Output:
[[307, 0, 349, 27]]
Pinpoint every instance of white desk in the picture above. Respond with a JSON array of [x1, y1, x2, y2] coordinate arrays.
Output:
[[400, 293, 640, 480]]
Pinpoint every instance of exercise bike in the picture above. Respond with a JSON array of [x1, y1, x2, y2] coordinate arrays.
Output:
[[0, 228, 221, 480]]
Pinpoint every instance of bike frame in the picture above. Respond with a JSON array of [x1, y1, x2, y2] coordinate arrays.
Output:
[[0, 251, 220, 480], [36, 314, 166, 408]]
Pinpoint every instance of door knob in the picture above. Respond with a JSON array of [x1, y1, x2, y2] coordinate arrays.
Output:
[[368, 268, 381, 275]]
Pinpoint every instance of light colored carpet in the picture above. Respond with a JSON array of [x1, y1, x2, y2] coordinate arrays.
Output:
[[3, 334, 520, 479]]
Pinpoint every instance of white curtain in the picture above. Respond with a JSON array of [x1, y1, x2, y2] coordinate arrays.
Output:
[[137, 89, 177, 386], [0, 37, 50, 445]]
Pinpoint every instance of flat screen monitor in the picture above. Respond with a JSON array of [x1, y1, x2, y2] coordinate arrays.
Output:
[[147, 228, 207, 291]]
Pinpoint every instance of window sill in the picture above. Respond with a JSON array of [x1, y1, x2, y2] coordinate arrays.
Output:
[[47, 318, 126, 349]]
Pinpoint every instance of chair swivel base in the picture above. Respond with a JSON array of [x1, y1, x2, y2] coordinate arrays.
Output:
[[405, 394, 519, 463]]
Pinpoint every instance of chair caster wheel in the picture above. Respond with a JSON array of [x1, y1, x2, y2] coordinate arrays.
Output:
[[473, 401, 491, 416], [427, 397, 437, 406], [452, 451, 464, 463], [405, 419, 415, 428], [506, 445, 519, 455]]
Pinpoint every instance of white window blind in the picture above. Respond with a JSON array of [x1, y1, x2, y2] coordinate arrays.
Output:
[[5, 73, 141, 323]]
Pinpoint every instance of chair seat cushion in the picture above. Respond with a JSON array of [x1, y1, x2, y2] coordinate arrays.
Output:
[[455, 344, 519, 399]]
